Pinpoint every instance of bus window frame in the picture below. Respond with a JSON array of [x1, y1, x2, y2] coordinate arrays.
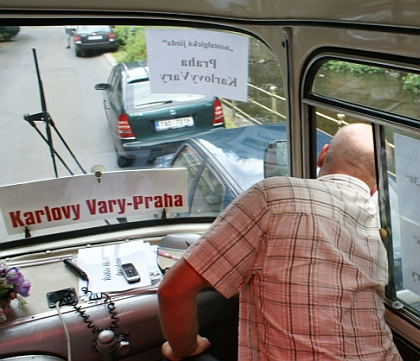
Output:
[[301, 51, 420, 329]]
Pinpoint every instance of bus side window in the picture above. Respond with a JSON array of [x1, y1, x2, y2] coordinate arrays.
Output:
[[381, 128, 420, 313], [310, 59, 420, 321]]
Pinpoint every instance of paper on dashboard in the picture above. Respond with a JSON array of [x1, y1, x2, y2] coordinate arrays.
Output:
[[76, 240, 152, 293]]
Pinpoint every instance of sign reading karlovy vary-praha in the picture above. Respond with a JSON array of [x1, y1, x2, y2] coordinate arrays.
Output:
[[145, 28, 249, 102], [0, 168, 188, 235]]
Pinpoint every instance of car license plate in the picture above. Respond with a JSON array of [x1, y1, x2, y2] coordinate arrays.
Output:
[[88, 35, 103, 40], [155, 117, 194, 131]]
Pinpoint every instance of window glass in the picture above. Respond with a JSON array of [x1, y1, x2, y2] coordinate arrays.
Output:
[[315, 106, 366, 136], [382, 128, 420, 314], [0, 25, 285, 243], [312, 59, 420, 321], [172, 145, 203, 181], [111, 73, 123, 107], [131, 82, 151, 107], [191, 166, 225, 216], [312, 60, 420, 121], [77, 25, 111, 33], [107, 67, 118, 97]]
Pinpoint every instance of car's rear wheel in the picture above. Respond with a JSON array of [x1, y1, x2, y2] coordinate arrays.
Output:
[[75, 48, 82, 57], [117, 154, 134, 168]]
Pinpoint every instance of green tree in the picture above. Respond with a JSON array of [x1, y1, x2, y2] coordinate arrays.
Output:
[[0, 26, 20, 42], [321, 60, 419, 94], [402, 73, 420, 93], [113, 26, 147, 63]]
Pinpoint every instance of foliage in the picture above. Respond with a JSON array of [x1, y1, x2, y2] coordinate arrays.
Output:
[[321, 60, 419, 94], [0, 26, 20, 42], [0, 261, 31, 323], [402, 73, 420, 93], [113, 26, 147, 63], [320, 61, 386, 74]]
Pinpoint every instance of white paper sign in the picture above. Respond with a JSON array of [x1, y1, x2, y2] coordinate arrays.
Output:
[[76, 240, 151, 293], [394, 133, 420, 223], [400, 218, 420, 295], [0, 168, 188, 235], [394, 133, 420, 296], [145, 28, 249, 102]]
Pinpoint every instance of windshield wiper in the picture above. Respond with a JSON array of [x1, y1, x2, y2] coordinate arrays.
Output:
[[135, 100, 172, 107], [24, 48, 87, 178]]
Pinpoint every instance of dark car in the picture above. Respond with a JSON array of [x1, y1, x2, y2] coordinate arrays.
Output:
[[95, 61, 225, 167], [73, 25, 118, 57], [166, 122, 332, 217]]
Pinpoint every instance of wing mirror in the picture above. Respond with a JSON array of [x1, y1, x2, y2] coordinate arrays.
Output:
[[264, 140, 288, 178], [94, 83, 109, 91]]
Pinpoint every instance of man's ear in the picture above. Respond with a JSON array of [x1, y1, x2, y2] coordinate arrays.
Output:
[[317, 144, 329, 168]]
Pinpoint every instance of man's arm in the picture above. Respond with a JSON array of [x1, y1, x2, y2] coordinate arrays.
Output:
[[158, 258, 210, 360]]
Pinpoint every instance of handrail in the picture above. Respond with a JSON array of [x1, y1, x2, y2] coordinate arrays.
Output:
[[247, 83, 286, 102], [221, 83, 345, 128]]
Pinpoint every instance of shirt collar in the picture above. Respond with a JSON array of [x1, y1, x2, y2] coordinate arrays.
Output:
[[317, 174, 371, 196]]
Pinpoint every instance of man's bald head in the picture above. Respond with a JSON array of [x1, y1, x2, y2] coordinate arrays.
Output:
[[317, 123, 376, 193]]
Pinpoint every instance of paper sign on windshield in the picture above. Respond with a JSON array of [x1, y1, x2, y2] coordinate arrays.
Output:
[[0, 168, 188, 235], [145, 28, 249, 102], [394, 133, 420, 295]]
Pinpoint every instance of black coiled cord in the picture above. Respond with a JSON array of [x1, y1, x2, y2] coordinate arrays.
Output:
[[67, 286, 120, 334]]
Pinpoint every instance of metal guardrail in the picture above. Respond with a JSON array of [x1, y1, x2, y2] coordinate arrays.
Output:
[[221, 83, 348, 129], [221, 84, 399, 181]]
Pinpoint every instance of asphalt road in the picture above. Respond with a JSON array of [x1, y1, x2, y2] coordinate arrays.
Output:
[[0, 26, 117, 187]]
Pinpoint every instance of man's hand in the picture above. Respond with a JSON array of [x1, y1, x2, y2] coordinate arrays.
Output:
[[162, 335, 211, 360]]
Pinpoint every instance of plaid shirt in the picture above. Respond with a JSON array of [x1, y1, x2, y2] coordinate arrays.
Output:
[[184, 175, 402, 360]]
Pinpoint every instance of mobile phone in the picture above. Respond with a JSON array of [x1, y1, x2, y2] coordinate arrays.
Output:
[[121, 263, 140, 283]]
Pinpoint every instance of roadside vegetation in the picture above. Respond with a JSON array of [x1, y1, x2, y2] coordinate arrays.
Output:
[[112, 26, 147, 63], [0, 26, 20, 42], [402, 73, 420, 94], [321, 61, 420, 94]]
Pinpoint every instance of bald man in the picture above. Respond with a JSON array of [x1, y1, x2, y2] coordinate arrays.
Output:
[[158, 123, 402, 361]]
